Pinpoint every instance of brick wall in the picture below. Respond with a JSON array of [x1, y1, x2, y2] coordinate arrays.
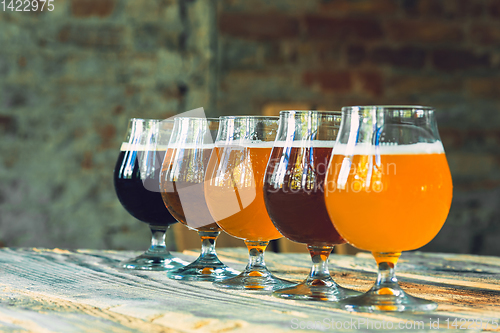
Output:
[[216, 0, 500, 255], [0, 0, 216, 249], [1, 0, 500, 255]]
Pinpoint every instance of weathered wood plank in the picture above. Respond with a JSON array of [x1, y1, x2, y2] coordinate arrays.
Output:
[[0, 248, 498, 332]]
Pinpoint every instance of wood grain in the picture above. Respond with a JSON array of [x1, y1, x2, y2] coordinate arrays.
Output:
[[0, 248, 498, 332]]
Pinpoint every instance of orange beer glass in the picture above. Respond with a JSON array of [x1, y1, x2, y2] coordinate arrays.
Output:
[[205, 116, 294, 291], [325, 106, 453, 312]]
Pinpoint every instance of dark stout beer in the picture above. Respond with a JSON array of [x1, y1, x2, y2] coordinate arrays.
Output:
[[114, 149, 177, 226]]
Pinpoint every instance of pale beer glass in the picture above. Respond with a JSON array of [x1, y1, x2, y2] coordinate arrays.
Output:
[[324, 106, 453, 312]]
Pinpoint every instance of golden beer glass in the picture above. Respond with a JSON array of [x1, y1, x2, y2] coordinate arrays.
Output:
[[160, 117, 239, 281], [205, 116, 295, 291], [325, 106, 453, 312]]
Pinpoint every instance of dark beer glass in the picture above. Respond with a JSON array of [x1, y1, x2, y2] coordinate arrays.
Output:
[[263, 110, 359, 300], [114, 118, 187, 270], [160, 117, 238, 281]]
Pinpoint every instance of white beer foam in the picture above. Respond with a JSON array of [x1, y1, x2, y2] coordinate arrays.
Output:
[[333, 141, 445, 155], [215, 141, 275, 148], [120, 143, 169, 151], [170, 143, 215, 149], [272, 140, 336, 148]]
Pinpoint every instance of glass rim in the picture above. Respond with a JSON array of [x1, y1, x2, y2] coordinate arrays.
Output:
[[342, 105, 434, 112], [173, 117, 219, 121], [130, 118, 160, 122], [279, 110, 341, 115], [219, 115, 279, 120]]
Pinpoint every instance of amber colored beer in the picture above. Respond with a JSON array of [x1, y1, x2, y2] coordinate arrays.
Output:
[[161, 147, 219, 232], [264, 146, 344, 245], [205, 145, 282, 241], [325, 144, 453, 253]]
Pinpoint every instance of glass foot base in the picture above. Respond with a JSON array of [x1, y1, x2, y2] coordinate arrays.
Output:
[[120, 250, 188, 271], [214, 269, 296, 291], [167, 257, 239, 282], [339, 287, 437, 312], [273, 278, 361, 301]]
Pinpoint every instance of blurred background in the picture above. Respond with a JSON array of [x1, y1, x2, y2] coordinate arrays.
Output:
[[1, 0, 499, 255]]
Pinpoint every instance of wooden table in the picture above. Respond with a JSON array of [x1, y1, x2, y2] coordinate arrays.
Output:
[[0, 248, 499, 332]]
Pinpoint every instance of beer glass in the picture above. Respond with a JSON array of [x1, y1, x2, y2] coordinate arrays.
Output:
[[205, 116, 295, 291], [160, 117, 238, 281], [264, 110, 360, 301], [114, 118, 187, 270], [325, 106, 453, 312]]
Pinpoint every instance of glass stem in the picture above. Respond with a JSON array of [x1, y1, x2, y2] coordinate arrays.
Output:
[[244, 240, 269, 274], [372, 252, 403, 296], [197, 231, 220, 263], [148, 225, 169, 253], [307, 245, 334, 283]]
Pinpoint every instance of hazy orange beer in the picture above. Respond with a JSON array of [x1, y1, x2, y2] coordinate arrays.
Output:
[[205, 144, 282, 241], [325, 143, 453, 253], [323, 105, 453, 312], [205, 116, 293, 291]]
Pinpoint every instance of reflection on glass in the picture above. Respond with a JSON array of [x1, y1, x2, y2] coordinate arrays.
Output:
[[160, 117, 238, 281], [114, 119, 187, 270], [205, 116, 295, 291], [325, 106, 453, 312], [264, 110, 360, 301]]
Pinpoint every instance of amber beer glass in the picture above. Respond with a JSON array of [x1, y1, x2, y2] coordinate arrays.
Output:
[[263, 110, 360, 301], [205, 116, 294, 291], [114, 119, 187, 270], [325, 106, 453, 312], [160, 117, 238, 281]]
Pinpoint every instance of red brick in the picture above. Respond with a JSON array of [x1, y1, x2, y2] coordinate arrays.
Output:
[[448, 0, 484, 18], [356, 71, 383, 97], [218, 13, 299, 40], [113, 105, 124, 115], [402, 0, 444, 17], [302, 71, 352, 92], [386, 20, 464, 43], [18, 56, 26, 68], [370, 46, 426, 69], [305, 16, 383, 41], [466, 78, 500, 98], [347, 45, 366, 65], [315, 43, 343, 63], [320, 0, 398, 15], [403, 0, 484, 18], [81, 151, 93, 170], [58, 25, 124, 49], [447, 153, 498, 182], [487, 0, 500, 18], [441, 128, 500, 151], [97, 124, 116, 149], [470, 24, 500, 45], [71, 0, 115, 18], [432, 49, 490, 72], [387, 76, 462, 95], [0, 115, 15, 134]]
